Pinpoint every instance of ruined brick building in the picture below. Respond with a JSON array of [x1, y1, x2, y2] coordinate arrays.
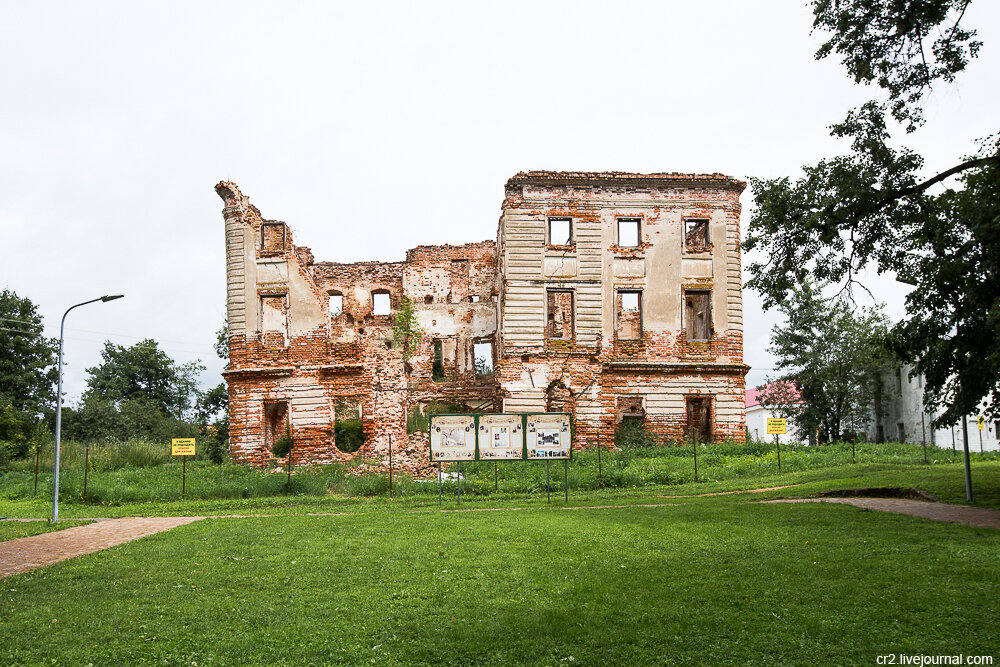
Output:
[[218, 171, 748, 468]]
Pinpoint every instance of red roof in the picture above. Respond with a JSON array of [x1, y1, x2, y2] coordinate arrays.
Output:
[[746, 381, 803, 408]]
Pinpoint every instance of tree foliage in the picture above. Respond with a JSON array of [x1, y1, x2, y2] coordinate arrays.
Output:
[[763, 282, 892, 442], [69, 339, 207, 443], [744, 0, 998, 425], [0, 289, 58, 415]]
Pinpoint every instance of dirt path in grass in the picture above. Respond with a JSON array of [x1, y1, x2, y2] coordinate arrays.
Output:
[[764, 498, 1000, 530], [0, 517, 203, 579]]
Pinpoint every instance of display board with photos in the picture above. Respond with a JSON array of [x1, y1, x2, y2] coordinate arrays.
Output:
[[429, 414, 477, 462], [477, 414, 524, 460], [525, 413, 572, 459], [429, 413, 572, 462]]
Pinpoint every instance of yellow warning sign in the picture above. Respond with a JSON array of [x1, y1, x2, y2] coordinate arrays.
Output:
[[766, 418, 787, 435], [171, 437, 196, 456], [978, 416, 985, 431]]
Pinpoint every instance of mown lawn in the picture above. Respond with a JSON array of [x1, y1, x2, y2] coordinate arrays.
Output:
[[1, 460, 998, 519], [0, 520, 90, 542], [1, 499, 997, 666]]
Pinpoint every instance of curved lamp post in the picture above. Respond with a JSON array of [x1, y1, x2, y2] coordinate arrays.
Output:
[[52, 294, 124, 523]]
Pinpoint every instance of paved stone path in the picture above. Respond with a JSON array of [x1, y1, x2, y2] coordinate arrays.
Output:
[[765, 497, 1000, 530], [0, 517, 203, 579]]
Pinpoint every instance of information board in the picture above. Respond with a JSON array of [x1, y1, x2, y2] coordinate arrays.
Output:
[[525, 413, 572, 459], [429, 415, 476, 462], [477, 414, 524, 459], [766, 418, 787, 435], [171, 437, 196, 456]]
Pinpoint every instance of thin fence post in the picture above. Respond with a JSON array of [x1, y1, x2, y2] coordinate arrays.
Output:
[[775, 434, 781, 473], [596, 439, 602, 489], [921, 412, 928, 464], [494, 461, 498, 493], [546, 460, 550, 504], [388, 434, 393, 496], [34, 443, 41, 497], [693, 435, 698, 483], [83, 445, 90, 503], [851, 410, 856, 464]]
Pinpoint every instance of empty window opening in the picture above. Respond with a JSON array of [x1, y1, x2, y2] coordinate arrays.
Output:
[[684, 220, 710, 252], [616, 290, 642, 340], [261, 294, 288, 347], [334, 399, 363, 453], [548, 217, 572, 245], [473, 341, 494, 377], [684, 290, 711, 341], [685, 396, 712, 443], [328, 293, 343, 317], [432, 339, 445, 381], [263, 401, 289, 454], [470, 295, 480, 303], [546, 381, 571, 413], [372, 291, 391, 316], [261, 222, 286, 255], [547, 290, 574, 340], [895, 367, 903, 393], [616, 395, 644, 421], [618, 218, 640, 247], [424, 295, 434, 304], [897, 423, 906, 442]]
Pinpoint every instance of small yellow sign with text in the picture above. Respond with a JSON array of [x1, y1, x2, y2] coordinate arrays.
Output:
[[171, 437, 196, 456], [766, 418, 787, 435]]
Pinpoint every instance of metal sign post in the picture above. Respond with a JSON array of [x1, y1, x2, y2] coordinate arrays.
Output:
[[978, 416, 985, 455], [438, 463, 442, 506], [564, 459, 568, 503], [546, 460, 550, 504], [457, 461, 461, 505], [388, 434, 393, 497], [767, 418, 787, 473], [171, 438, 196, 500]]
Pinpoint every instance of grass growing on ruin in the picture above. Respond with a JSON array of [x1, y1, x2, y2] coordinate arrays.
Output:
[[1, 500, 997, 665]]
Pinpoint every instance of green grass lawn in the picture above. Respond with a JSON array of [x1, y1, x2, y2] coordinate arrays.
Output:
[[2, 440, 997, 515], [0, 520, 90, 542], [2, 460, 998, 519], [1, 499, 997, 665]]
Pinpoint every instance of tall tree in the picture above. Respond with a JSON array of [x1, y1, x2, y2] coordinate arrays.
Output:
[[763, 282, 891, 442], [0, 289, 58, 415], [84, 339, 203, 419], [744, 0, 998, 425]]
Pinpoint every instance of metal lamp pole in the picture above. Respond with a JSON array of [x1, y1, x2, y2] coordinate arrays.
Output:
[[52, 294, 124, 523]]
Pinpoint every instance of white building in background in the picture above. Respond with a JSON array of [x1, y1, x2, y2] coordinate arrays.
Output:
[[745, 382, 803, 445], [869, 364, 999, 452]]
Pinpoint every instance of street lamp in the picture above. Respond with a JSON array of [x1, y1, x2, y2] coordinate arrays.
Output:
[[51, 294, 124, 523]]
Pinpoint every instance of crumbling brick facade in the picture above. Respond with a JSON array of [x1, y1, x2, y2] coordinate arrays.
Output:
[[217, 171, 747, 470]]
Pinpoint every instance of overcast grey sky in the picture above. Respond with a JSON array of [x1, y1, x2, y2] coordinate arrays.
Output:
[[2, 1, 997, 402]]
